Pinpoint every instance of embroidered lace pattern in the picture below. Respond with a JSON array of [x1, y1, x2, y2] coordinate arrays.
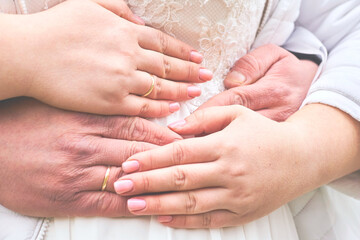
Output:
[[127, 0, 266, 112]]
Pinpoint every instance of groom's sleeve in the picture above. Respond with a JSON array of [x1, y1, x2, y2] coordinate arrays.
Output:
[[298, 0, 360, 199]]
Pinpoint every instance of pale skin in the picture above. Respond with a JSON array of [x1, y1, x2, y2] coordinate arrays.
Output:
[[115, 104, 360, 228], [0, 0, 212, 117]]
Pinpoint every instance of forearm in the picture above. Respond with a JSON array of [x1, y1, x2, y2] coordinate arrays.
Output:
[[287, 103, 360, 194], [0, 13, 33, 100]]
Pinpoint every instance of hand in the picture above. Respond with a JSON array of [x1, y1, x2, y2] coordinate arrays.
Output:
[[1, 0, 211, 117], [114, 105, 360, 228], [0, 98, 181, 217], [199, 44, 318, 121]]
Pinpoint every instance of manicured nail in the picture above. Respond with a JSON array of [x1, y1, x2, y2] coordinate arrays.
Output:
[[122, 161, 140, 173], [199, 68, 213, 82], [227, 71, 246, 84], [158, 216, 173, 223], [188, 86, 201, 98], [168, 120, 186, 129], [114, 180, 134, 194], [128, 199, 146, 211], [169, 102, 180, 113], [190, 51, 203, 63], [133, 15, 145, 25]]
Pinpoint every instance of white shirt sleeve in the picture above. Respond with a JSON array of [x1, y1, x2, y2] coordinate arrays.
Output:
[[297, 0, 360, 199]]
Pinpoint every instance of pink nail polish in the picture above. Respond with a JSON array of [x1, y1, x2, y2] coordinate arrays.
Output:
[[199, 68, 213, 82], [168, 120, 186, 129], [114, 180, 134, 194], [190, 51, 203, 63], [169, 103, 180, 113], [128, 199, 146, 211], [133, 15, 145, 25], [158, 216, 173, 223], [188, 86, 201, 98], [122, 161, 140, 173]]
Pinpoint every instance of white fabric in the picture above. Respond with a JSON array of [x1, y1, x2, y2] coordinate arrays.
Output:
[[0, 0, 360, 240]]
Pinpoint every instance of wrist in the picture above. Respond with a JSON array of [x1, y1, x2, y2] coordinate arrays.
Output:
[[0, 13, 36, 99]]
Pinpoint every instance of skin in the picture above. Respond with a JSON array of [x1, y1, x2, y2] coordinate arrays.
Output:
[[200, 44, 319, 121], [0, 98, 182, 217], [116, 104, 360, 228], [0, 0, 211, 117]]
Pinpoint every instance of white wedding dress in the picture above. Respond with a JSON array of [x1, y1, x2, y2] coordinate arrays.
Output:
[[1, 1, 360, 240]]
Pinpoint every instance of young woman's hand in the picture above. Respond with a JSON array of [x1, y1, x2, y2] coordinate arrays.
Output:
[[0, 0, 210, 117], [199, 44, 318, 121], [114, 104, 360, 228]]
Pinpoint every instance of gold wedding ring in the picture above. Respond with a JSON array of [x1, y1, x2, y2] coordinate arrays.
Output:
[[142, 75, 156, 97], [101, 167, 111, 191]]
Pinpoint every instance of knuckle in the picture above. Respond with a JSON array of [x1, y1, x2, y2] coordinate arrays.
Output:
[[141, 174, 151, 192], [186, 63, 195, 81], [173, 167, 187, 190], [138, 102, 151, 115], [157, 31, 169, 54], [185, 192, 197, 214], [202, 213, 213, 228], [162, 57, 171, 78], [171, 142, 186, 166], [128, 141, 147, 156], [153, 77, 163, 98], [231, 90, 249, 107], [240, 54, 261, 73]]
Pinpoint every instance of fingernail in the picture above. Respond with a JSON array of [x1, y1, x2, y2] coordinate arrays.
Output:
[[169, 103, 180, 113], [190, 51, 203, 63], [128, 199, 146, 211], [227, 71, 246, 84], [168, 120, 186, 129], [122, 161, 140, 173], [158, 216, 173, 223], [114, 180, 134, 194], [199, 68, 213, 82], [188, 86, 201, 98], [133, 15, 145, 25]]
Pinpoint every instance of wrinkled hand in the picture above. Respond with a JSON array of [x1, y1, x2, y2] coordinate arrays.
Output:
[[0, 98, 181, 217], [114, 106, 309, 228], [199, 44, 318, 121], [5, 0, 210, 117]]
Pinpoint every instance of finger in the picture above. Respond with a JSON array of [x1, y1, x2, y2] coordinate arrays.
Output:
[[137, 49, 212, 82], [73, 191, 132, 217], [125, 188, 227, 215], [120, 136, 218, 173], [92, 0, 145, 25], [131, 72, 201, 100], [138, 27, 203, 63], [158, 210, 240, 229], [224, 44, 288, 88], [168, 105, 247, 136], [115, 163, 219, 195], [88, 115, 182, 145], [85, 137, 157, 167], [197, 82, 277, 112], [119, 95, 180, 117], [83, 166, 123, 193]]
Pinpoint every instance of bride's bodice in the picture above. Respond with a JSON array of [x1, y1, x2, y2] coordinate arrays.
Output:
[[127, 0, 266, 116]]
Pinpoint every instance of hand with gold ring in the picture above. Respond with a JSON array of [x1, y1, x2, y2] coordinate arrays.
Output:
[[0, 0, 213, 118]]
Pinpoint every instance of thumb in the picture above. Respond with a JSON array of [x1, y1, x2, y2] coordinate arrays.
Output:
[[225, 44, 288, 88], [168, 106, 247, 136], [93, 0, 145, 25]]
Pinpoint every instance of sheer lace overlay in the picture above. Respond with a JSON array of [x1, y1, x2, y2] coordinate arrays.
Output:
[[127, 0, 266, 113]]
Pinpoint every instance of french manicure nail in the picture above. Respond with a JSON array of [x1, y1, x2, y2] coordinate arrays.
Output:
[[122, 161, 140, 173], [168, 120, 186, 129], [128, 199, 146, 211], [199, 68, 213, 82], [188, 86, 201, 98], [169, 103, 180, 113], [158, 216, 173, 223], [114, 180, 134, 194], [190, 51, 203, 63]]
